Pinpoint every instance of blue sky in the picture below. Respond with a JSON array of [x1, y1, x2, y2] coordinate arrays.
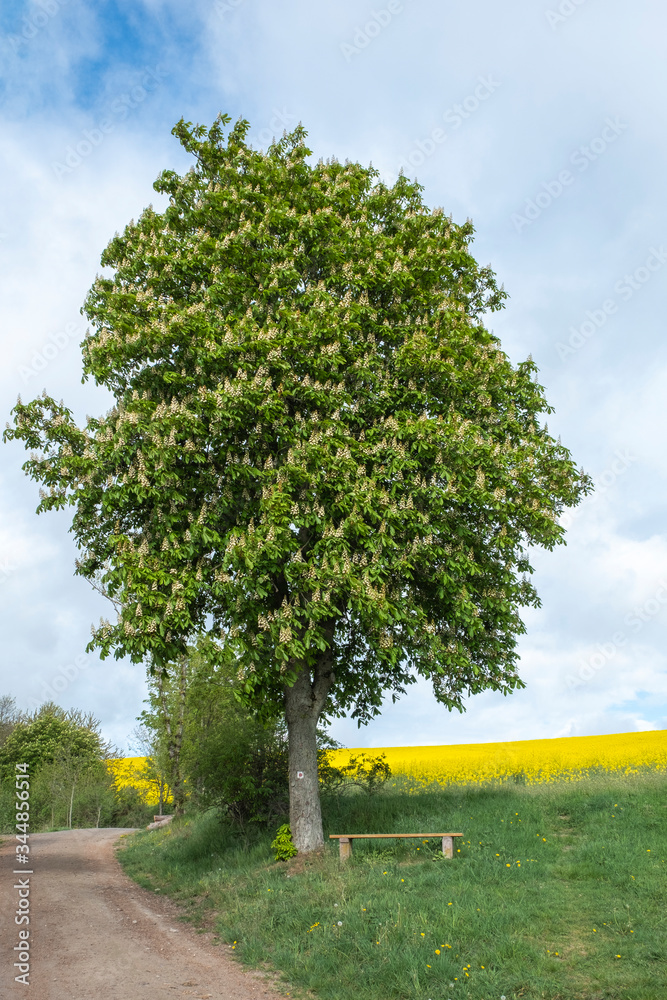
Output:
[[1, 0, 666, 753]]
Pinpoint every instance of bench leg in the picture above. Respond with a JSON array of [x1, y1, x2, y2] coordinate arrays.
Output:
[[339, 837, 352, 861], [442, 836, 453, 858]]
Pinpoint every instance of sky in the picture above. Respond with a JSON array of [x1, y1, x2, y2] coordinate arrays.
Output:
[[1, 0, 666, 754]]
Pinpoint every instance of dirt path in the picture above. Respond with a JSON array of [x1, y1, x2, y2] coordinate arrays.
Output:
[[0, 829, 288, 1000]]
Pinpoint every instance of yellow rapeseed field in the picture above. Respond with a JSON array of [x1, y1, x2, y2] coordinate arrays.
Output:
[[107, 756, 170, 806], [109, 730, 667, 800], [325, 728, 667, 788]]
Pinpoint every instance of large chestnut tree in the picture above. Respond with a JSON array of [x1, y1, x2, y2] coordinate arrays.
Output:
[[5, 114, 591, 852]]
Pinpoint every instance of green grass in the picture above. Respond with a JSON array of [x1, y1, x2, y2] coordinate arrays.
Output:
[[117, 769, 667, 1000]]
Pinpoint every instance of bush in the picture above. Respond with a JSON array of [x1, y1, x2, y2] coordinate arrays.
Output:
[[183, 714, 290, 827], [270, 823, 298, 861], [318, 751, 391, 797], [109, 785, 155, 828]]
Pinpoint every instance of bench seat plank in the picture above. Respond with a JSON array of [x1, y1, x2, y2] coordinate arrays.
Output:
[[329, 833, 463, 839]]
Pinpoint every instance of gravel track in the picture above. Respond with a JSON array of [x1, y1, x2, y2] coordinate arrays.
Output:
[[0, 828, 287, 1000]]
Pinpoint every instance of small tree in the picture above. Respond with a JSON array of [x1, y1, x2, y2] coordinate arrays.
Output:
[[75, 759, 117, 827], [137, 638, 226, 817], [151, 653, 188, 816], [128, 722, 172, 815], [37, 750, 109, 829], [0, 703, 114, 782], [5, 114, 592, 852]]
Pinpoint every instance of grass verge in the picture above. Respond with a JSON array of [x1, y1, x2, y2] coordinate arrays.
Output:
[[117, 768, 667, 1000]]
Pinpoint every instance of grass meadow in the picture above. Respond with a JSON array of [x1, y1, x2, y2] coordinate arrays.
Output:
[[117, 765, 667, 1000]]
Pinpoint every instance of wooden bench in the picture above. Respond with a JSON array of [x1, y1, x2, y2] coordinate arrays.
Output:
[[329, 832, 464, 861]]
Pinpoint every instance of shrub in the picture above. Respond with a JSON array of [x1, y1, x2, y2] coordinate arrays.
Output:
[[183, 714, 290, 827], [109, 785, 155, 828], [271, 823, 297, 861], [318, 751, 391, 797]]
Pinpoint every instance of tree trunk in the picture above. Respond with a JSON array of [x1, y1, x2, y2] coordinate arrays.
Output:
[[159, 655, 188, 817], [68, 782, 75, 829], [284, 643, 336, 854]]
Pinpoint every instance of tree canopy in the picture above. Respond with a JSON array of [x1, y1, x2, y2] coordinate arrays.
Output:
[[4, 113, 591, 849], [0, 703, 112, 781]]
